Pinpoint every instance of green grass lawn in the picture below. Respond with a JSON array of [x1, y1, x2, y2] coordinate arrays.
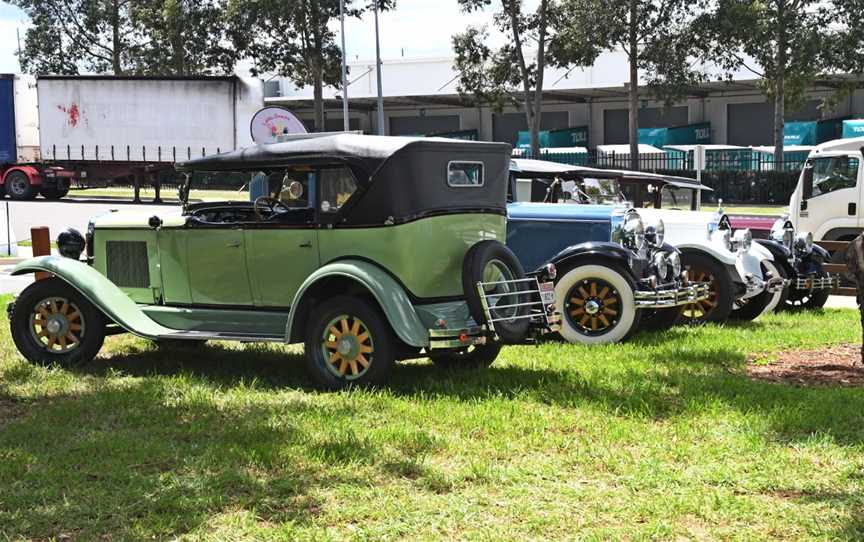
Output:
[[720, 204, 788, 216], [1, 297, 863, 540], [68, 186, 248, 202]]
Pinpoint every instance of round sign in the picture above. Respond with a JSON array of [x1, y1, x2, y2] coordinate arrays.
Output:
[[250, 107, 308, 144]]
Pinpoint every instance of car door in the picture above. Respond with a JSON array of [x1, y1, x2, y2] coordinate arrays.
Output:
[[186, 223, 255, 306], [798, 155, 861, 239], [245, 170, 322, 308]]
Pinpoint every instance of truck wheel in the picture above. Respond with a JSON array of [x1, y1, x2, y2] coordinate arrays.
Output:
[[304, 295, 395, 389], [429, 342, 502, 369], [785, 281, 831, 310], [462, 240, 530, 344], [40, 186, 70, 200], [555, 263, 640, 345], [5, 171, 36, 200], [678, 252, 734, 325], [10, 277, 105, 367]]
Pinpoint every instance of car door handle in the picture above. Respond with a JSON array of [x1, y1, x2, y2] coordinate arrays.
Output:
[[226, 240, 241, 248], [299, 241, 312, 248]]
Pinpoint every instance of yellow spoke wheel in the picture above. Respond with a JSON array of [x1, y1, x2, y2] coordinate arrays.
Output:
[[321, 314, 374, 380], [565, 278, 622, 335], [681, 268, 718, 321], [28, 296, 86, 354]]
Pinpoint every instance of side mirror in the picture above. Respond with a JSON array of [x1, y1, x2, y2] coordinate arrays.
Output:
[[801, 164, 813, 200]]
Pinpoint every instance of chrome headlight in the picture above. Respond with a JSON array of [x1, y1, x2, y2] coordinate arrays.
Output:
[[652, 251, 668, 280], [645, 218, 665, 248], [793, 231, 813, 255], [623, 214, 645, 250], [668, 251, 682, 278], [732, 229, 752, 253]]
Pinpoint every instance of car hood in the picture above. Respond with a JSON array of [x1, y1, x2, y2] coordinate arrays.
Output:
[[507, 202, 621, 221], [92, 208, 186, 229]]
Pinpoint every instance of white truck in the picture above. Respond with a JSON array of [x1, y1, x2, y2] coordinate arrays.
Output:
[[1, 75, 263, 201], [789, 136, 864, 243]]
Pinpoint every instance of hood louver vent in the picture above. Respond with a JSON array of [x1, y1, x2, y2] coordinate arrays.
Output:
[[106, 241, 149, 288]]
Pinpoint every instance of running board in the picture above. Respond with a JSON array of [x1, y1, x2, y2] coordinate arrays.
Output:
[[156, 330, 286, 343]]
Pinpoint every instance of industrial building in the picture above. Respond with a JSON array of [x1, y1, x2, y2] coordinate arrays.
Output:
[[264, 51, 864, 148]]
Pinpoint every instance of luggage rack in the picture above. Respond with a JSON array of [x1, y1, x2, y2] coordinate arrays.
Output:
[[476, 276, 559, 333]]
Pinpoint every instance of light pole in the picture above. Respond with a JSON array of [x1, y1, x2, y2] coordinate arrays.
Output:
[[340, 0, 350, 132], [373, 0, 385, 135]]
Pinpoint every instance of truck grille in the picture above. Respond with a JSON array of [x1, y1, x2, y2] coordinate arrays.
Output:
[[106, 241, 149, 288]]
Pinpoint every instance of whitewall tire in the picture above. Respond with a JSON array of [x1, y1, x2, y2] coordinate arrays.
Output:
[[555, 264, 639, 345]]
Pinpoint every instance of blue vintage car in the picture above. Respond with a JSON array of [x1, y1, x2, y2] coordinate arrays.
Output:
[[506, 160, 710, 344]]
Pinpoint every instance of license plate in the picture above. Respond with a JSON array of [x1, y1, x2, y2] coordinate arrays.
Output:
[[539, 281, 555, 304]]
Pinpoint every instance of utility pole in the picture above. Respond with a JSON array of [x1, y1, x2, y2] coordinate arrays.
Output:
[[16, 28, 22, 71], [373, 0, 385, 135], [340, 0, 350, 132]]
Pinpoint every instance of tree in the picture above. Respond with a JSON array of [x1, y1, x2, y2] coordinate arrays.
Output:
[[12, 0, 136, 74], [11, 0, 234, 75], [453, 0, 595, 157], [556, 0, 703, 170], [130, 0, 235, 75], [228, 0, 395, 132], [695, 0, 828, 166]]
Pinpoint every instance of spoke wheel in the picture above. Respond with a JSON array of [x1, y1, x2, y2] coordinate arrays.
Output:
[[29, 296, 85, 353], [677, 252, 733, 325], [565, 278, 622, 335], [11, 277, 105, 367], [680, 269, 718, 321], [321, 315, 374, 380], [304, 295, 395, 389]]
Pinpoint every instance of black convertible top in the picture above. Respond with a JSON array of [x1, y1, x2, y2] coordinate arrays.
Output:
[[178, 134, 514, 226], [178, 133, 510, 175]]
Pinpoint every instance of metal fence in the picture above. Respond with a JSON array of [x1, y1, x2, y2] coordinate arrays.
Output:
[[517, 150, 805, 205]]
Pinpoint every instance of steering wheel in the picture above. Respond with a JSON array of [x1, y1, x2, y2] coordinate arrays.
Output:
[[254, 196, 290, 220]]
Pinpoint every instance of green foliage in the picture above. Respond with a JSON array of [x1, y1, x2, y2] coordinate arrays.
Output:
[[9, 0, 235, 75], [226, 0, 395, 131], [1, 294, 864, 538], [453, 1, 587, 156]]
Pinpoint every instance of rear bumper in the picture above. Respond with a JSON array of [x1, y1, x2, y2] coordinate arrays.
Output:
[[635, 282, 711, 308], [793, 275, 839, 291]]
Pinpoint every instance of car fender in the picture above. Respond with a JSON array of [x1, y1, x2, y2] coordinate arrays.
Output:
[[2, 165, 42, 186], [754, 239, 795, 275], [11, 256, 173, 338], [674, 242, 737, 266], [286, 259, 429, 348], [546, 242, 638, 280]]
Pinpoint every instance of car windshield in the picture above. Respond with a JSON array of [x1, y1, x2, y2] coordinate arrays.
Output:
[[660, 185, 696, 210]]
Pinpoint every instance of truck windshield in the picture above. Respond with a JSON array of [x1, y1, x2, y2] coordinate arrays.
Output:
[[810, 156, 859, 197]]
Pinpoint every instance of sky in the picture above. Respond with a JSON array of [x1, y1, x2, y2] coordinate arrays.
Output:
[[0, 0, 503, 74]]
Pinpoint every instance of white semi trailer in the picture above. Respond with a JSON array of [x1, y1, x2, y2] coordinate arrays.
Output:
[[1, 75, 263, 201]]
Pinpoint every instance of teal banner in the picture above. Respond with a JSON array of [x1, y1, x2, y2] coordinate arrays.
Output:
[[843, 120, 864, 139], [516, 126, 589, 149], [638, 122, 710, 146], [783, 122, 817, 145]]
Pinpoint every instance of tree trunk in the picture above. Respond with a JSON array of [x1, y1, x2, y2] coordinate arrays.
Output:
[[628, 0, 639, 171], [313, 72, 325, 133], [530, 0, 549, 160], [505, 1, 540, 158], [773, 1, 787, 171], [111, 0, 122, 74]]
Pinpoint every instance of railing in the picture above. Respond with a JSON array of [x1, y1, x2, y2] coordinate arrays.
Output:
[[517, 149, 805, 205]]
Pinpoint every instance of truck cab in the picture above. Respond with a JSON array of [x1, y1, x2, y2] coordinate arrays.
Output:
[[790, 137, 864, 242]]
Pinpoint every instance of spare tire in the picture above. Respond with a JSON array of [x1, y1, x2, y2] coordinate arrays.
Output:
[[462, 240, 531, 344]]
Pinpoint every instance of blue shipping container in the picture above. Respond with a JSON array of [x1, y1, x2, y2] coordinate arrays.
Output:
[[0, 76, 14, 163]]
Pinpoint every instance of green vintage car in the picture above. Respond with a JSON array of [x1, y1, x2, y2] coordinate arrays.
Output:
[[7, 135, 557, 388]]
